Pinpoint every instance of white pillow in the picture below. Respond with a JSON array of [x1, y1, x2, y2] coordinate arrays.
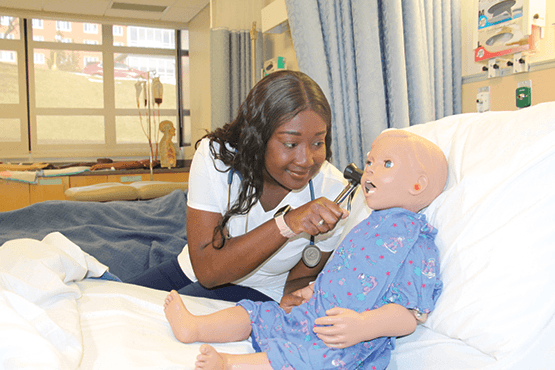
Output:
[[401, 102, 555, 359]]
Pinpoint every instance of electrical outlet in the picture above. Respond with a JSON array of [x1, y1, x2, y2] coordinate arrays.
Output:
[[477, 86, 490, 113], [516, 80, 532, 108], [512, 52, 529, 74], [487, 58, 501, 78]]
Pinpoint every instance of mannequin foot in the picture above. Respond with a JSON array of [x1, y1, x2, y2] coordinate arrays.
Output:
[[164, 290, 199, 343], [195, 344, 228, 370]]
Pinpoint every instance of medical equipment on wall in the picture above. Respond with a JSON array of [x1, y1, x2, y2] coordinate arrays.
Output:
[[261, 57, 287, 79], [477, 86, 491, 113], [516, 80, 532, 108], [475, 0, 545, 78]]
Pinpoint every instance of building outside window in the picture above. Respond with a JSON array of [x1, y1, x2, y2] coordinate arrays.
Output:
[[0, 16, 190, 160]]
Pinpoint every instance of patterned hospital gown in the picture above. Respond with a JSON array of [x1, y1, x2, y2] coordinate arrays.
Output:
[[238, 207, 443, 370]]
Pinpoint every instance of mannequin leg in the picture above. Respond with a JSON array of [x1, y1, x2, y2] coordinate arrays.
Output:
[[195, 344, 273, 370], [164, 290, 252, 343]]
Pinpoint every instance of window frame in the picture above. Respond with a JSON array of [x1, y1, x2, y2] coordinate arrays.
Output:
[[0, 17, 190, 161], [0, 17, 29, 157]]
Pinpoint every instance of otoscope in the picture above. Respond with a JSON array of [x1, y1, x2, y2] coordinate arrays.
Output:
[[302, 163, 364, 268]]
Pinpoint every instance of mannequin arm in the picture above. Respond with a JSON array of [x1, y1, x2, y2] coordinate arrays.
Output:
[[313, 304, 417, 349]]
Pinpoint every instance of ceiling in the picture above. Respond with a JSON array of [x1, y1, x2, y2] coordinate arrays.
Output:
[[0, 0, 210, 27]]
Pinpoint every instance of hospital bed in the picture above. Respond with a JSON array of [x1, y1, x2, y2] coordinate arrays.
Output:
[[1, 101, 554, 369]]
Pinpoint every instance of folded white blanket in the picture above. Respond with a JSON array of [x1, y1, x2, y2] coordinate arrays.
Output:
[[0, 232, 108, 370]]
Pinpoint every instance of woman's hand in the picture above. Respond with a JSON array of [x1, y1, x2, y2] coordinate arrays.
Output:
[[285, 197, 349, 236], [313, 307, 367, 349], [280, 282, 315, 313], [281, 251, 332, 313]]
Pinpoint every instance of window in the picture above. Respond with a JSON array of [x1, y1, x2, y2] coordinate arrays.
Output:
[[0, 50, 15, 62], [0, 16, 190, 160], [83, 23, 98, 34], [56, 21, 71, 32], [1, 16, 12, 26], [32, 19, 43, 29], [33, 52, 45, 64], [126, 26, 174, 49]]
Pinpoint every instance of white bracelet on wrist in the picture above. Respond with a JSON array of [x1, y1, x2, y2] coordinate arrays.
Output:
[[274, 205, 296, 238], [275, 213, 296, 238]]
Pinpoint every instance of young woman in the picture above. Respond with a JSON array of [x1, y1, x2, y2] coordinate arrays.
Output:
[[128, 70, 349, 307]]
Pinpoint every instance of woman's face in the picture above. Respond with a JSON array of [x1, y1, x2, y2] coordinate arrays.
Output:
[[264, 110, 328, 191]]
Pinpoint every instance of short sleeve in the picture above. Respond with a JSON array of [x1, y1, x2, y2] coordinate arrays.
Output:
[[186, 139, 230, 214], [380, 235, 443, 314]]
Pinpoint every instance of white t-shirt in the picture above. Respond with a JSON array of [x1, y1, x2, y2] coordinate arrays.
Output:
[[178, 138, 348, 301]]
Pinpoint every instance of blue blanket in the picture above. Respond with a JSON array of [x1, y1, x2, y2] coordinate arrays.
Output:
[[0, 190, 187, 281]]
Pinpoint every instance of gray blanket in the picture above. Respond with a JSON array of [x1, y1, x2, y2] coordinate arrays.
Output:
[[0, 190, 187, 281]]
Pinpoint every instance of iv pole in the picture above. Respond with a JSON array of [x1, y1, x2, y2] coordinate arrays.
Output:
[[250, 22, 257, 88]]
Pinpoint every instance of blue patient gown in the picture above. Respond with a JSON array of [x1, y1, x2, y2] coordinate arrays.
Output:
[[238, 208, 443, 370]]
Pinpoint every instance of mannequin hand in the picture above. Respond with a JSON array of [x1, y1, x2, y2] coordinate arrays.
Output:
[[285, 197, 349, 236], [313, 307, 367, 349], [280, 283, 314, 313]]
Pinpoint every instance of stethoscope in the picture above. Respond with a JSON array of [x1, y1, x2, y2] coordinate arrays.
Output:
[[302, 163, 363, 267], [227, 163, 363, 268]]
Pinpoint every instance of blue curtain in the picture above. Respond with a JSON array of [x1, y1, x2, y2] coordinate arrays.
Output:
[[210, 28, 263, 131], [284, 0, 461, 171]]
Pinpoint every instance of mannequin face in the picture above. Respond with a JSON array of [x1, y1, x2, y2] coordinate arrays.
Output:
[[361, 135, 422, 211], [264, 110, 327, 191]]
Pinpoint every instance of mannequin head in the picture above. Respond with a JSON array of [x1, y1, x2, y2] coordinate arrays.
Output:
[[361, 130, 448, 213], [159, 120, 175, 137]]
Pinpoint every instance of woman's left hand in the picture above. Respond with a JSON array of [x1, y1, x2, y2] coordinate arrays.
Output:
[[280, 282, 315, 313]]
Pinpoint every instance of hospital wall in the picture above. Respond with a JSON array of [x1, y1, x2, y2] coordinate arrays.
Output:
[[186, 0, 555, 159], [461, 0, 555, 112]]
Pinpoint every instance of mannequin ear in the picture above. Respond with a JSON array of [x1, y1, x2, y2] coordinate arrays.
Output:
[[409, 175, 428, 195]]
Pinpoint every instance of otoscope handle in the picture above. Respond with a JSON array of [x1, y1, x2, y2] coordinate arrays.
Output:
[[333, 183, 358, 204], [333, 163, 363, 205]]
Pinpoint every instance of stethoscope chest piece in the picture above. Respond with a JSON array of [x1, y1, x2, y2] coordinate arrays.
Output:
[[302, 243, 322, 268]]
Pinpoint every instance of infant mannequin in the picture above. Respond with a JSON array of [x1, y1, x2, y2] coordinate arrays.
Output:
[[163, 129, 448, 370]]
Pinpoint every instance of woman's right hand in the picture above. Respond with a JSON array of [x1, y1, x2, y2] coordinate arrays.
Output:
[[280, 282, 315, 313], [284, 197, 349, 237]]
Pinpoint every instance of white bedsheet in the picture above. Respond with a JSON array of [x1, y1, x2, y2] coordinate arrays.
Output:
[[1, 228, 554, 369], [0, 232, 107, 370], [76, 280, 254, 369], [0, 231, 253, 370]]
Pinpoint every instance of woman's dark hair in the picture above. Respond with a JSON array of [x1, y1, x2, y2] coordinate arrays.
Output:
[[196, 70, 332, 248]]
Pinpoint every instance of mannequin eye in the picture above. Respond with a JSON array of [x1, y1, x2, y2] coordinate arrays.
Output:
[[384, 160, 393, 168]]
